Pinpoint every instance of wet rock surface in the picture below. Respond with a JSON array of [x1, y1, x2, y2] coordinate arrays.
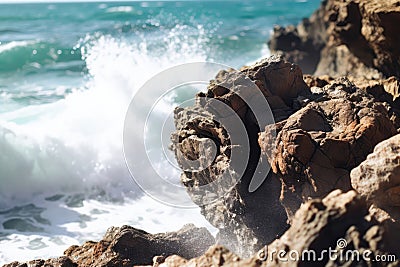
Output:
[[269, 0, 400, 79], [155, 191, 400, 267], [4, 0, 400, 266], [171, 55, 399, 256], [2, 224, 214, 267], [5, 61, 400, 267], [171, 55, 309, 256]]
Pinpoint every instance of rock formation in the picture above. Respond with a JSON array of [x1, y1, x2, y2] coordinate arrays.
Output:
[[351, 134, 400, 222], [262, 190, 400, 267], [259, 76, 397, 220], [6, 53, 400, 267], [171, 54, 398, 255], [3, 224, 214, 267], [171, 55, 310, 255], [269, 0, 400, 79], [157, 190, 400, 267], [13, 189, 396, 267], [4, 0, 400, 266]]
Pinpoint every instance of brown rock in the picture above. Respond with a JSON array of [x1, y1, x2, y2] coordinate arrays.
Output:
[[369, 204, 394, 223], [3, 224, 214, 267], [162, 245, 258, 267], [158, 255, 187, 267], [172, 56, 399, 256], [171, 56, 310, 256], [2, 262, 26, 267], [153, 255, 166, 267], [260, 190, 400, 266], [160, 190, 400, 266], [351, 134, 400, 222], [240, 56, 310, 105], [259, 77, 397, 220], [268, 4, 328, 75], [2, 257, 76, 267], [351, 76, 400, 130], [303, 74, 332, 88], [66, 224, 214, 266], [383, 77, 400, 102], [269, 0, 400, 79]]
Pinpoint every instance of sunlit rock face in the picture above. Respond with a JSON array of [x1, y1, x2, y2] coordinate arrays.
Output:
[[269, 0, 400, 79]]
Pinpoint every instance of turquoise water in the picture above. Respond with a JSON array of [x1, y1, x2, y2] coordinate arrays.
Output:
[[0, 0, 320, 110], [0, 0, 321, 263]]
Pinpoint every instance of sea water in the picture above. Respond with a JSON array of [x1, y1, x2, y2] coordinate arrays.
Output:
[[0, 0, 320, 263]]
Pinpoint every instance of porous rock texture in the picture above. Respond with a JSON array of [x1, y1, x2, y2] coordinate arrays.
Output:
[[4, 0, 400, 266], [2, 224, 214, 267], [263, 190, 400, 267], [351, 134, 400, 222], [157, 190, 400, 267], [303, 74, 400, 130], [5, 62, 400, 267], [172, 55, 398, 256], [269, 0, 400, 79], [259, 76, 397, 221], [171, 55, 310, 256]]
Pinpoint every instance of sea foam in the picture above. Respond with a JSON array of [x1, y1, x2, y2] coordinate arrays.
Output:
[[0, 26, 208, 207], [0, 25, 217, 264]]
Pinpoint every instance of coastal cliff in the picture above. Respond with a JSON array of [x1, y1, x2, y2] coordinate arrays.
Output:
[[269, 0, 400, 79], [4, 0, 400, 266]]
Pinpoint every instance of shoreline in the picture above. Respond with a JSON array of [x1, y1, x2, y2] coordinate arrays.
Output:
[[3, 0, 400, 266]]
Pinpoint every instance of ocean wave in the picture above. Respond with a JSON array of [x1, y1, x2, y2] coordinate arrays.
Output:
[[0, 194, 215, 264], [0, 25, 209, 208], [0, 41, 35, 54], [0, 41, 82, 73], [106, 6, 134, 13], [93, 6, 143, 20]]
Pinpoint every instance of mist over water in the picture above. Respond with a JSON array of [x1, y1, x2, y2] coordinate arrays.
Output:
[[0, 0, 320, 263]]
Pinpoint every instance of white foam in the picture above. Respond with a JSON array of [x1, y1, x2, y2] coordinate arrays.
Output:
[[0, 41, 35, 54], [106, 6, 134, 13], [0, 27, 218, 264], [0, 194, 217, 264], [0, 26, 208, 207]]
